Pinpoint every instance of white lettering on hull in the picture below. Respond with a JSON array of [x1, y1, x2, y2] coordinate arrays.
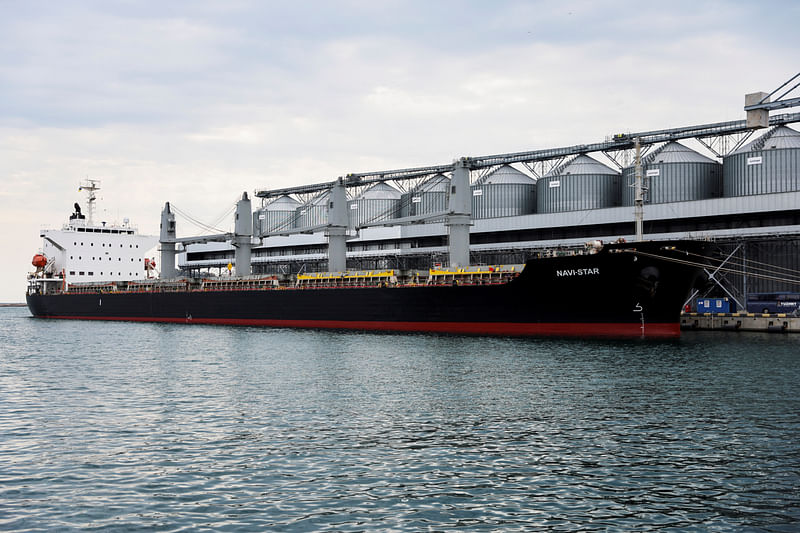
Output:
[[556, 267, 600, 277]]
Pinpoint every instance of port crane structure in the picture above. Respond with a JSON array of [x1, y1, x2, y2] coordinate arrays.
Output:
[[159, 74, 800, 278]]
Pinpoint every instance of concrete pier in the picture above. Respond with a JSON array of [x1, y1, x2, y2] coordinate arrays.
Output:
[[681, 313, 800, 333]]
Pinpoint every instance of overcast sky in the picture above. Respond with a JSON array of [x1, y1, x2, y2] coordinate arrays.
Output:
[[2, 0, 798, 302]]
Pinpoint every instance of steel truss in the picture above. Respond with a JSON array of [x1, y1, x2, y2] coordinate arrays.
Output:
[[255, 113, 800, 201]]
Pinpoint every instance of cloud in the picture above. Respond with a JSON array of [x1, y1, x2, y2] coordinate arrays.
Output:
[[1, 0, 798, 301]]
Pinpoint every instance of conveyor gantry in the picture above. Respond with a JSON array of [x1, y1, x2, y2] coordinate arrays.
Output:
[[252, 111, 800, 272], [255, 112, 800, 200], [165, 76, 800, 277]]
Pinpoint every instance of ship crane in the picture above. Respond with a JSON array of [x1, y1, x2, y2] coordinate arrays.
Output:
[[158, 195, 251, 278]]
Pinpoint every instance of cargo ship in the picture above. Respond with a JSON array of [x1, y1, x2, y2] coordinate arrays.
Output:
[[26, 183, 708, 338]]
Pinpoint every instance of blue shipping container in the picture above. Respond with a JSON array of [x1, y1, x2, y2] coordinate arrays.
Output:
[[746, 292, 800, 314], [697, 298, 735, 313]]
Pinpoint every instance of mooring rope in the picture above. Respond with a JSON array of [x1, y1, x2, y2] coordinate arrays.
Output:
[[683, 250, 800, 280], [625, 249, 800, 287], [171, 202, 235, 235]]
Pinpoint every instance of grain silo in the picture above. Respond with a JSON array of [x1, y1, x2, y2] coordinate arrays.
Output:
[[621, 141, 722, 206], [471, 164, 536, 219], [723, 125, 800, 197], [537, 154, 620, 214], [348, 182, 402, 227], [294, 190, 330, 228], [400, 173, 451, 219], [254, 195, 301, 235]]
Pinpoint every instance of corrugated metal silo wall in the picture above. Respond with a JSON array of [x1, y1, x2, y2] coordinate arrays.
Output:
[[349, 199, 401, 227], [471, 184, 536, 219], [400, 192, 413, 217], [264, 210, 297, 232], [400, 191, 448, 219], [294, 205, 327, 228], [421, 192, 448, 218], [723, 148, 800, 196], [621, 163, 722, 205], [536, 174, 620, 213], [701, 238, 800, 301]]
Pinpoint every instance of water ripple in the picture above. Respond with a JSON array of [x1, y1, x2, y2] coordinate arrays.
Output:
[[1, 308, 799, 531]]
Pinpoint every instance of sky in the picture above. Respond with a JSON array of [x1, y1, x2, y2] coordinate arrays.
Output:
[[1, 0, 798, 302]]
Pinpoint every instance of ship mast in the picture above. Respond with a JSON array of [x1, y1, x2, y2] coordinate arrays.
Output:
[[78, 178, 101, 227]]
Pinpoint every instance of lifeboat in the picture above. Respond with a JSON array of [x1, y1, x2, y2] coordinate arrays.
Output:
[[32, 254, 47, 269]]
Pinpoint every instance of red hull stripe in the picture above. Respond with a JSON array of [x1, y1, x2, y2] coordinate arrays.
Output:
[[42, 316, 680, 337]]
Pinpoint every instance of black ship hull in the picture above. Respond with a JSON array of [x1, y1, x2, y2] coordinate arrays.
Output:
[[27, 241, 707, 338]]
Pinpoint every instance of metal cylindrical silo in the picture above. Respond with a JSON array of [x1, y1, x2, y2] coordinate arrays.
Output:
[[255, 195, 302, 235], [723, 125, 800, 197], [471, 164, 536, 219], [537, 154, 620, 213], [621, 141, 722, 205], [349, 182, 402, 227], [400, 174, 450, 219], [294, 191, 329, 228]]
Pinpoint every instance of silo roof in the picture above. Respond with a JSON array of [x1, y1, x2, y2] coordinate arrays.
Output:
[[476, 164, 535, 185], [358, 182, 401, 200], [733, 125, 800, 154], [306, 190, 330, 206], [413, 173, 450, 193], [546, 154, 619, 176], [266, 195, 302, 210], [641, 141, 718, 165]]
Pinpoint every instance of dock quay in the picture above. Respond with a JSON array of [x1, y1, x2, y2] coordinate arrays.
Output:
[[681, 313, 800, 333]]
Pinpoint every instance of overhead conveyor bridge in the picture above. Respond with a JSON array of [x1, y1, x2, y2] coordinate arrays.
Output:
[[255, 112, 800, 199], [162, 75, 800, 278]]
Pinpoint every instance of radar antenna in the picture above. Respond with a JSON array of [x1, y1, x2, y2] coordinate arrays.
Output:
[[78, 179, 101, 226]]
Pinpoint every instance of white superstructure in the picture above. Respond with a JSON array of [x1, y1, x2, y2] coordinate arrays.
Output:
[[32, 180, 157, 288]]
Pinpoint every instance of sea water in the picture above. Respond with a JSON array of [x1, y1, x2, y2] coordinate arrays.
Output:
[[1, 306, 799, 531]]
